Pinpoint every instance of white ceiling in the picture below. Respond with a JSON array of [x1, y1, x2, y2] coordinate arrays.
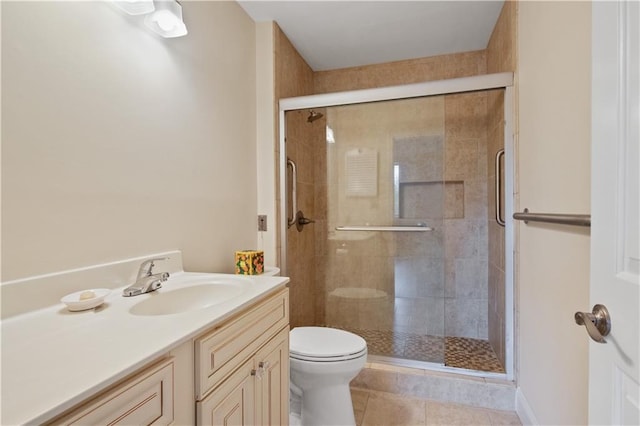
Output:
[[237, 1, 505, 71]]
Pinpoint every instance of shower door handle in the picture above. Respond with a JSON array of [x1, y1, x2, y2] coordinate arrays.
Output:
[[574, 304, 611, 343], [495, 149, 505, 227], [287, 159, 298, 228]]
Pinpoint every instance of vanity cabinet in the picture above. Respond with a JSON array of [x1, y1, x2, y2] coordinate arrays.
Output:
[[196, 288, 290, 426], [44, 286, 289, 426]]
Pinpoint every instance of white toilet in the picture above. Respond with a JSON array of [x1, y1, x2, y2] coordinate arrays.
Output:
[[289, 327, 367, 426]]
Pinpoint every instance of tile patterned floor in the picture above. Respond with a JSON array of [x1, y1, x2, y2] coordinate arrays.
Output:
[[340, 327, 505, 373], [445, 337, 505, 373], [351, 388, 522, 426]]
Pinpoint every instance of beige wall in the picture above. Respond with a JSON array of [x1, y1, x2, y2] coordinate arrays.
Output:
[[255, 22, 277, 267], [1, 1, 257, 280], [517, 2, 591, 424]]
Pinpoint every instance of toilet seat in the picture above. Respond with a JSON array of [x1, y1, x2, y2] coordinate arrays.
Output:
[[290, 327, 367, 362], [290, 347, 367, 362]]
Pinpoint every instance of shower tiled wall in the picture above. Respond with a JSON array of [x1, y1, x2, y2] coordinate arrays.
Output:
[[486, 90, 506, 365], [485, 0, 517, 366], [443, 92, 489, 339], [285, 109, 325, 328], [274, 23, 317, 328], [314, 51, 487, 94]]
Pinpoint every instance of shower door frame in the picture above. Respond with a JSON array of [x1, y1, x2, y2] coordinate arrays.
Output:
[[278, 72, 516, 380]]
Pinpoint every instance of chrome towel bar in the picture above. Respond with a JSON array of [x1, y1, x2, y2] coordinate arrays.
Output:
[[336, 225, 433, 232], [513, 208, 591, 227]]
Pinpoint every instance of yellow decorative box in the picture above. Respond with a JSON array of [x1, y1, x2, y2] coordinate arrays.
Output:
[[235, 250, 264, 275]]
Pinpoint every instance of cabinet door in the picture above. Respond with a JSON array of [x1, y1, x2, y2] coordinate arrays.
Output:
[[255, 328, 289, 426], [197, 358, 256, 426]]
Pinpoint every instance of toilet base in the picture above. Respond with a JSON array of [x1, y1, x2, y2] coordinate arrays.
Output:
[[289, 412, 302, 426], [298, 384, 356, 426]]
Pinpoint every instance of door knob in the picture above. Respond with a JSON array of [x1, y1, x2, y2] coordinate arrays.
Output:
[[574, 304, 611, 343]]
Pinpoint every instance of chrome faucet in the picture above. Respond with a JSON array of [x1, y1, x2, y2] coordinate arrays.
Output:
[[122, 257, 170, 297]]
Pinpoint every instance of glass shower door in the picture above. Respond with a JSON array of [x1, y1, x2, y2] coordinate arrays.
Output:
[[321, 96, 446, 366]]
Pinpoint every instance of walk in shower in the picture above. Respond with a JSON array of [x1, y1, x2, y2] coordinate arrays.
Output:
[[280, 74, 514, 378]]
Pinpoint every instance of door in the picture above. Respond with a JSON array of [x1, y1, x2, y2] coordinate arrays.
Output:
[[589, 1, 639, 424]]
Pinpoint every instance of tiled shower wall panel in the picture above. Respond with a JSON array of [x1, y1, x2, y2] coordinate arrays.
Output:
[[485, 0, 517, 366], [275, 23, 316, 328], [314, 51, 487, 94], [443, 92, 489, 339], [487, 90, 506, 366], [285, 110, 318, 328]]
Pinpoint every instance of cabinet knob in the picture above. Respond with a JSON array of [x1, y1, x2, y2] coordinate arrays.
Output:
[[251, 368, 263, 380]]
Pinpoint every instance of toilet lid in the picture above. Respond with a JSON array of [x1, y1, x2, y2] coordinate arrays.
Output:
[[290, 327, 367, 359]]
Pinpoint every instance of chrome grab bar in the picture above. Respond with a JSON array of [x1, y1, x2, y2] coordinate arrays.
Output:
[[287, 159, 297, 228], [513, 208, 591, 227], [336, 225, 433, 232], [495, 149, 505, 227]]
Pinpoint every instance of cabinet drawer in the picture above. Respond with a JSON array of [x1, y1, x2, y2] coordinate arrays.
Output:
[[195, 289, 289, 400], [50, 358, 174, 426]]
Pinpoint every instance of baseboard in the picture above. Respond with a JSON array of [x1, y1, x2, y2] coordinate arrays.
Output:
[[516, 387, 539, 425]]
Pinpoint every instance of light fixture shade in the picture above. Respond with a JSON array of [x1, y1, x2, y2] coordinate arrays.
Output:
[[112, 0, 155, 16], [144, 0, 188, 38]]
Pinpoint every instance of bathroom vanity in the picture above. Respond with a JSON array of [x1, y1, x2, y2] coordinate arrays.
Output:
[[0, 251, 290, 425]]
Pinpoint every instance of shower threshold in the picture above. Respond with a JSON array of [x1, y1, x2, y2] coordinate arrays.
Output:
[[367, 354, 508, 381]]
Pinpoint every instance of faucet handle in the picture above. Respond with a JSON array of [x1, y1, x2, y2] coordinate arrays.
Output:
[[138, 257, 170, 278]]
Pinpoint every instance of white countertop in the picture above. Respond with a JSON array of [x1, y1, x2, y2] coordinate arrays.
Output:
[[1, 271, 289, 425]]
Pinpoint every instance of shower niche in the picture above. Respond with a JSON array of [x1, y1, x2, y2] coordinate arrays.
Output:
[[393, 135, 465, 221]]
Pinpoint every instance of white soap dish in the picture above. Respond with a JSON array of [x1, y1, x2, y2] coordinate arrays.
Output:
[[61, 288, 111, 312]]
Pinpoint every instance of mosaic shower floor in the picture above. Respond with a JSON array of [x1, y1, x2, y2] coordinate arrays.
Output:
[[339, 328, 505, 373]]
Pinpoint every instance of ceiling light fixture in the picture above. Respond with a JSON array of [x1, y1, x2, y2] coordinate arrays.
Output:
[[144, 0, 188, 38], [112, 0, 155, 16]]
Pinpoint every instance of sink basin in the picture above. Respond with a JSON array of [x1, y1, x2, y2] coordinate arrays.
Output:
[[129, 279, 250, 316]]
